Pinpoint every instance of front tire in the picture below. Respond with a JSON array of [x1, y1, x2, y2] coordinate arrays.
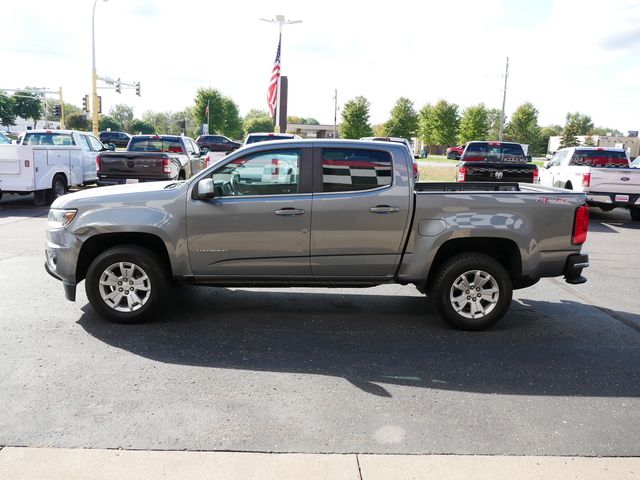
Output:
[[430, 253, 513, 331], [45, 174, 67, 204], [85, 246, 169, 324]]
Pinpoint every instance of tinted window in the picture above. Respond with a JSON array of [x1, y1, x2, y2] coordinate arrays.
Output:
[[322, 148, 392, 192], [246, 134, 294, 144], [462, 143, 526, 162], [129, 137, 184, 153], [211, 149, 300, 196], [570, 150, 629, 167], [23, 132, 75, 146]]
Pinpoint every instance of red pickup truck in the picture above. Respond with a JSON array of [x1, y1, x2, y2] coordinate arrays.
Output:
[[446, 145, 465, 159]]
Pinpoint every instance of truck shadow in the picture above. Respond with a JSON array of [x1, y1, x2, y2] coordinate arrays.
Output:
[[77, 287, 640, 399]]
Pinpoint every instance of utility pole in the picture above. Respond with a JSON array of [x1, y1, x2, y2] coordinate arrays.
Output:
[[59, 87, 65, 130], [333, 89, 338, 138], [499, 56, 509, 142], [260, 14, 302, 133]]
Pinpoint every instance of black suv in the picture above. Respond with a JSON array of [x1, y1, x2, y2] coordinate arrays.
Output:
[[99, 131, 131, 149], [195, 135, 241, 153]]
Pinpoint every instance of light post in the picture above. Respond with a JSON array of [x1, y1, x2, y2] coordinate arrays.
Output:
[[92, 0, 108, 135], [260, 15, 301, 133]]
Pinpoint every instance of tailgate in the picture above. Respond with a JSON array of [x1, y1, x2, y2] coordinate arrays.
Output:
[[588, 167, 640, 194], [461, 162, 536, 183], [98, 153, 167, 178]]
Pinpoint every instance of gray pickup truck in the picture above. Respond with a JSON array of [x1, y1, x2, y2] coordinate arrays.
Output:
[[45, 139, 589, 330], [96, 135, 205, 186]]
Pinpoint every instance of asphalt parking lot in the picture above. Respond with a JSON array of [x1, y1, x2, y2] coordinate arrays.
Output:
[[0, 193, 638, 456]]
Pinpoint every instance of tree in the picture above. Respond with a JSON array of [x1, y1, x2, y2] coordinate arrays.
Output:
[[339, 96, 373, 139], [418, 99, 459, 147], [65, 112, 91, 131], [538, 125, 563, 155], [110, 104, 134, 131], [13, 89, 42, 128], [457, 104, 490, 143], [505, 102, 541, 152], [559, 121, 580, 148], [128, 119, 155, 134], [99, 115, 123, 132], [487, 108, 503, 141], [591, 126, 624, 136], [0, 92, 16, 127], [193, 88, 243, 139], [244, 111, 273, 136], [384, 97, 418, 139], [142, 111, 171, 134], [565, 112, 593, 135], [583, 135, 596, 146]]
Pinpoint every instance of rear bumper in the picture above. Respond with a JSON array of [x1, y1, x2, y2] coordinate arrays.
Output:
[[97, 176, 171, 186], [586, 192, 640, 208], [563, 254, 589, 285]]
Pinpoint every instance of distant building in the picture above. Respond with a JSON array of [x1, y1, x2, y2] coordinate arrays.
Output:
[[547, 135, 640, 158], [286, 123, 338, 139], [3, 118, 61, 134]]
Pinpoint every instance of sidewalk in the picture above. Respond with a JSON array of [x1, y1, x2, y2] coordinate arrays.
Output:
[[1, 447, 638, 480]]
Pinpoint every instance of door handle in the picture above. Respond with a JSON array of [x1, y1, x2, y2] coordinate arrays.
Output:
[[274, 208, 305, 216], [370, 205, 400, 214]]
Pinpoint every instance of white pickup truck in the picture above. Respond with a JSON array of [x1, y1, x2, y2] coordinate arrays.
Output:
[[538, 147, 640, 221], [0, 129, 108, 205]]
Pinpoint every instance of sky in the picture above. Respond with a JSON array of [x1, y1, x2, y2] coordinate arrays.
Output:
[[1, 0, 638, 132]]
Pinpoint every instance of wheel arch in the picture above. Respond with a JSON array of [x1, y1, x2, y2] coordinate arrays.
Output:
[[76, 232, 172, 283], [424, 237, 522, 292]]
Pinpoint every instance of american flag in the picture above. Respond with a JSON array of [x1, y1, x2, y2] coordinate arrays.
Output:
[[267, 34, 281, 117]]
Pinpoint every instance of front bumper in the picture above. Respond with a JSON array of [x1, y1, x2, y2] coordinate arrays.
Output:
[[563, 253, 589, 285], [45, 227, 82, 302], [44, 261, 76, 301]]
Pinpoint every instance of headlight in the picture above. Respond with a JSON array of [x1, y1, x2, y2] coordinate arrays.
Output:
[[47, 209, 77, 229]]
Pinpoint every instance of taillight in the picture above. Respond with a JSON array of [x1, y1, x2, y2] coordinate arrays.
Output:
[[96, 156, 101, 172], [162, 158, 171, 174], [532, 167, 539, 183], [457, 166, 467, 182], [572, 205, 589, 245], [413, 161, 418, 180], [582, 173, 590, 188]]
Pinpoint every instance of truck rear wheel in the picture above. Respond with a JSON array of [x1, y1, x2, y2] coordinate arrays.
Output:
[[430, 253, 513, 331], [85, 245, 169, 324], [631, 208, 640, 222], [45, 174, 67, 205]]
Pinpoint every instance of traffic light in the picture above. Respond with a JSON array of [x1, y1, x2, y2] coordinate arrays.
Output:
[[53, 104, 62, 116], [97, 96, 102, 114], [115, 78, 121, 94], [135, 82, 141, 96], [82, 95, 89, 112], [178, 119, 186, 130]]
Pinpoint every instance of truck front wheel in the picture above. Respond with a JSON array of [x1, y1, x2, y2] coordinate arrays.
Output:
[[430, 253, 513, 331], [85, 245, 169, 324]]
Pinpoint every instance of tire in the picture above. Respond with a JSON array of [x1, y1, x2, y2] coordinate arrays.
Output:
[[430, 253, 513, 331], [565, 182, 573, 190], [178, 170, 186, 180], [631, 208, 640, 222], [45, 174, 67, 205], [85, 245, 169, 324]]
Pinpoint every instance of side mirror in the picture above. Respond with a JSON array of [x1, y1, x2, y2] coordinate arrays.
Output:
[[525, 155, 532, 162], [201, 147, 210, 154], [107, 143, 116, 151], [197, 178, 215, 200], [543, 161, 550, 169]]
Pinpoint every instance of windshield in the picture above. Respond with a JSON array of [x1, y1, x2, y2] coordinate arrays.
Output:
[[462, 143, 527, 162], [570, 150, 629, 167], [245, 134, 293, 144], [129, 137, 184, 153], [22, 132, 75, 146]]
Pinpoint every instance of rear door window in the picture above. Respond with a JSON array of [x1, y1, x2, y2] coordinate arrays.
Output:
[[570, 150, 629, 167], [23, 132, 75, 146], [321, 148, 392, 192], [463, 143, 526, 162], [129, 137, 184, 153]]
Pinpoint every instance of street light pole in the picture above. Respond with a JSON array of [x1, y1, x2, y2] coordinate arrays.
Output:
[[260, 15, 301, 133], [91, 0, 107, 136]]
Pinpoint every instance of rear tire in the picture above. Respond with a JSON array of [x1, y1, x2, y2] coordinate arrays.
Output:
[[45, 174, 67, 205], [430, 253, 513, 331], [85, 245, 169, 324], [631, 208, 640, 222]]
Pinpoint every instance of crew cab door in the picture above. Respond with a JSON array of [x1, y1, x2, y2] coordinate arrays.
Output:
[[310, 146, 411, 277], [187, 147, 313, 275]]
